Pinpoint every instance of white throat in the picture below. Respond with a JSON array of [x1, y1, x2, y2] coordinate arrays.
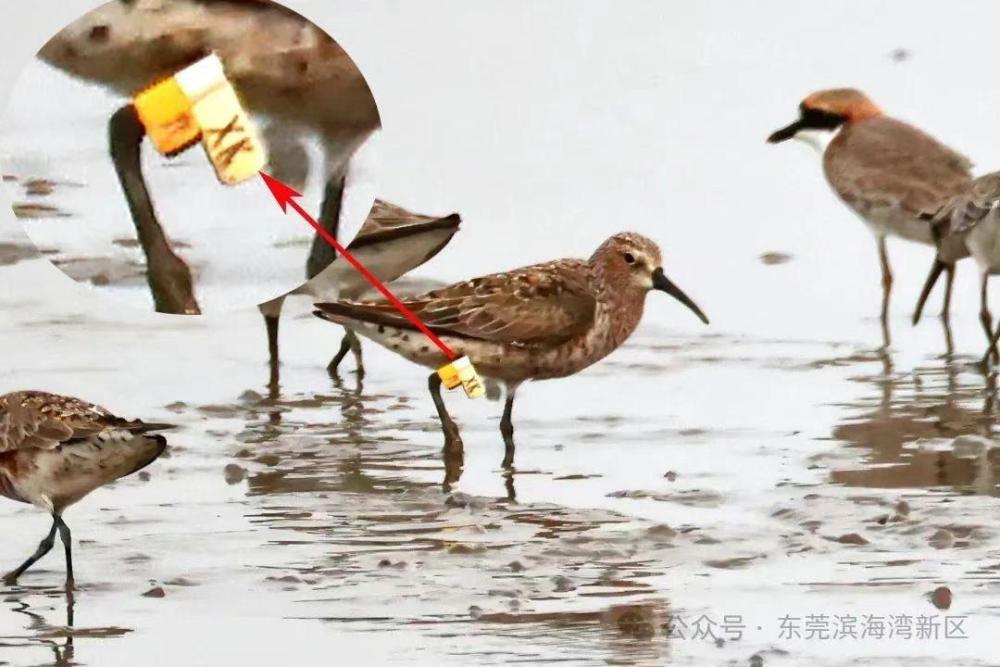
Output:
[[793, 128, 838, 155]]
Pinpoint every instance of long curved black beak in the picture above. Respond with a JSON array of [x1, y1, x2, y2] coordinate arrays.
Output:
[[767, 119, 804, 144], [652, 267, 709, 324]]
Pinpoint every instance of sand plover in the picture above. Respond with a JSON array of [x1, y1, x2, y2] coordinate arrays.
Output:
[[314, 232, 708, 469], [768, 88, 973, 343], [37, 0, 380, 314], [0, 391, 170, 587], [260, 199, 462, 380], [920, 173, 1000, 363]]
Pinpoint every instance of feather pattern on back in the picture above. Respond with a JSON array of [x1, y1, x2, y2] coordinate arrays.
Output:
[[316, 259, 598, 346]]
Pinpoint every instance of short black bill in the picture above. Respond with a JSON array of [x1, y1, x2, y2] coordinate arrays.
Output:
[[652, 267, 709, 324], [767, 119, 804, 144]]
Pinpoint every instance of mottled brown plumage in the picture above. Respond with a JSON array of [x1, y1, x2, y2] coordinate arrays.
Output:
[[314, 232, 708, 469], [0, 391, 169, 586], [0, 391, 163, 454], [321, 258, 598, 348]]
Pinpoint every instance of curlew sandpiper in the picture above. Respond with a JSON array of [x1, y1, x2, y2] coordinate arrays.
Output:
[[768, 88, 974, 344], [0, 391, 170, 587], [314, 232, 708, 469]]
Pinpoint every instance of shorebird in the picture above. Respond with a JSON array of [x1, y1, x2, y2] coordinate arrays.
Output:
[[768, 88, 973, 344], [0, 391, 170, 587], [36, 0, 380, 314], [919, 173, 1000, 364], [314, 232, 709, 468], [259, 199, 462, 380]]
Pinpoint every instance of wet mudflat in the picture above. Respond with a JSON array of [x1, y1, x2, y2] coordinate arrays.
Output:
[[5, 2, 1000, 664], [2, 238, 1000, 665]]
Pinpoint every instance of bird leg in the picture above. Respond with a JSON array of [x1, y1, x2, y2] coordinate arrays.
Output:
[[980, 274, 998, 365], [500, 382, 521, 470], [109, 105, 200, 315], [306, 171, 347, 281], [328, 329, 365, 377], [878, 237, 893, 347], [428, 373, 464, 460], [55, 516, 73, 589], [939, 264, 957, 355], [986, 322, 1000, 370], [3, 517, 58, 584], [265, 313, 280, 386], [941, 263, 955, 322], [328, 335, 351, 375], [912, 259, 945, 326]]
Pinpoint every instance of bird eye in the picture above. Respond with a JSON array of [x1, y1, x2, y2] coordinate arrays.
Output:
[[623, 252, 636, 265]]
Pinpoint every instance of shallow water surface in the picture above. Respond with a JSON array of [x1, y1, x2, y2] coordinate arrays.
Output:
[[4, 1, 1000, 665]]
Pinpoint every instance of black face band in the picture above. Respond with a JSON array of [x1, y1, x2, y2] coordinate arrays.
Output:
[[768, 107, 845, 143]]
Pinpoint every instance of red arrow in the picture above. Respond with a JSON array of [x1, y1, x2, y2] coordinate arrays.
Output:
[[259, 171, 458, 361]]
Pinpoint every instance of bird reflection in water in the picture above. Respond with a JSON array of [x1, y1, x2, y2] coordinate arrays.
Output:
[[7, 587, 75, 667], [831, 348, 1000, 494]]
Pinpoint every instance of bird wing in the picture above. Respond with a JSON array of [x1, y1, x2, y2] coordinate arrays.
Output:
[[825, 116, 973, 217], [353, 200, 445, 239], [349, 200, 461, 252], [0, 391, 166, 453], [935, 172, 1000, 236], [316, 258, 597, 346]]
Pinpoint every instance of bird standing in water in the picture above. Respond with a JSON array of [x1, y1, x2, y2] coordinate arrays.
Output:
[[315, 232, 708, 470], [37, 0, 380, 318], [0, 391, 170, 587], [768, 88, 974, 346]]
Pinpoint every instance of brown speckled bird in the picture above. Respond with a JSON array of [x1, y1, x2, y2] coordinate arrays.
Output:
[[768, 88, 974, 342], [314, 232, 708, 469], [0, 391, 170, 587]]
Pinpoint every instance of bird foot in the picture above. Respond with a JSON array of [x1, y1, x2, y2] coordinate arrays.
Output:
[[3, 572, 19, 586]]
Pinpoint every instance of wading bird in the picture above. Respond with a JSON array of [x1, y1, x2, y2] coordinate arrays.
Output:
[[768, 88, 974, 345], [0, 391, 170, 587], [260, 198, 462, 381], [315, 232, 708, 469], [37, 0, 380, 323]]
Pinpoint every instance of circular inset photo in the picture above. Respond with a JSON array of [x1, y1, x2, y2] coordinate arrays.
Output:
[[0, 0, 380, 314]]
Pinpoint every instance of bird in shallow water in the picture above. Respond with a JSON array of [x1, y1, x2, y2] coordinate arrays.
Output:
[[314, 232, 708, 470], [260, 199, 462, 381], [768, 88, 974, 346], [918, 172, 1000, 365], [37, 0, 380, 314], [0, 391, 170, 588]]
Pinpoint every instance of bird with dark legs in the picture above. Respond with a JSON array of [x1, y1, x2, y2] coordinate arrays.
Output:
[[915, 172, 1000, 366], [38, 0, 380, 323], [0, 391, 170, 588], [260, 199, 462, 384], [314, 232, 708, 472]]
